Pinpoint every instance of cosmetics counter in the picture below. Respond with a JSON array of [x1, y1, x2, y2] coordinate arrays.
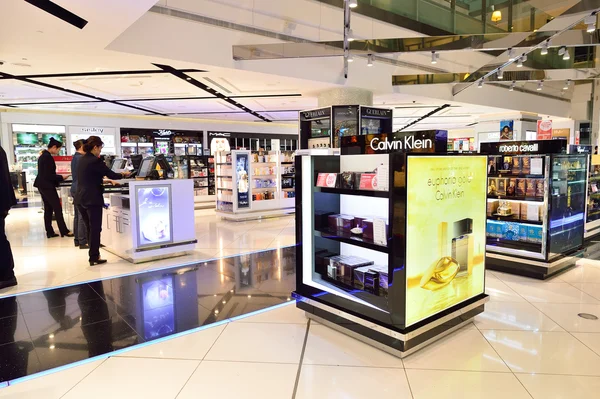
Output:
[[481, 140, 586, 279], [101, 179, 196, 263], [215, 150, 295, 220], [172, 155, 216, 209], [573, 146, 600, 240], [293, 152, 488, 357]]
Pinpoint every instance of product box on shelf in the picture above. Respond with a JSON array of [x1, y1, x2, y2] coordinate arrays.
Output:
[[519, 224, 528, 241], [527, 225, 543, 243], [522, 156, 531, 174], [488, 178, 498, 195], [361, 218, 389, 240], [502, 221, 521, 241], [327, 214, 355, 231], [316, 173, 338, 188], [521, 203, 541, 221], [329, 255, 374, 286], [507, 178, 516, 196], [369, 264, 389, 297], [339, 172, 356, 189], [353, 266, 373, 290], [531, 157, 544, 175], [497, 178, 507, 196], [358, 173, 377, 190], [535, 179, 545, 197], [525, 179, 536, 197], [500, 156, 512, 173], [487, 200, 499, 216], [516, 179, 526, 196], [512, 157, 522, 174], [315, 249, 338, 276], [315, 210, 335, 230]]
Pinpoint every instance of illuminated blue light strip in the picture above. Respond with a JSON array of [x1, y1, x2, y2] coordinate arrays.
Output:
[[1, 245, 296, 299], [2, 301, 297, 388], [550, 213, 584, 229]]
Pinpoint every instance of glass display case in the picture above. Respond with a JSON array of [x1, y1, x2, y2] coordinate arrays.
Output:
[[585, 152, 600, 238], [294, 152, 488, 357]]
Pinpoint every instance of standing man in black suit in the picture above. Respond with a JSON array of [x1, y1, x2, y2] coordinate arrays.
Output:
[[76, 136, 129, 266], [34, 138, 73, 238], [0, 143, 17, 289], [71, 139, 88, 249]]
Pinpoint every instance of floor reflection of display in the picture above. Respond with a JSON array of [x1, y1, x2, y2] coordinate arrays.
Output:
[[142, 277, 175, 340], [137, 186, 172, 246]]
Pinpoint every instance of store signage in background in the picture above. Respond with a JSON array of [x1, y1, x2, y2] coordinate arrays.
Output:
[[568, 145, 591, 154], [404, 155, 487, 327], [480, 139, 566, 155], [341, 130, 447, 155], [500, 120, 514, 141], [553, 128, 570, 140], [155, 129, 174, 137], [360, 107, 392, 118], [300, 107, 331, 121], [68, 126, 117, 155], [575, 130, 580, 145], [235, 153, 250, 208], [537, 120, 553, 140]]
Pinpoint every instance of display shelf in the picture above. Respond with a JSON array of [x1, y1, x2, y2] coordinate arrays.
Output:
[[315, 228, 388, 253], [316, 187, 389, 198], [487, 215, 543, 225], [486, 237, 542, 253], [487, 195, 544, 202], [489, 173, 545, 178]]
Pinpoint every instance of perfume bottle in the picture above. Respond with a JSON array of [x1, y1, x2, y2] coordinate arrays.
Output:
[[419, 222, 460, 291], [452, 218, 474, 277]]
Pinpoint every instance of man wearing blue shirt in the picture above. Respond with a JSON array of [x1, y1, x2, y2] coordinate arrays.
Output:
[[71, 139, 88, 249]]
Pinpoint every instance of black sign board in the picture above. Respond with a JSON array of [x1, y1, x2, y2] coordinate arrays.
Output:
[[340, 130, 448, 155], [569, 145, 592, 154], [480, 140, 566, 155], [300, 107, 331, 121], [360, 106, 392, 119]]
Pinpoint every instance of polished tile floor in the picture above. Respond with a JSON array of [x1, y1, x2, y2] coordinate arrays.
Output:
[[2, 259, 600, 398], [1, 207, 295, 297]]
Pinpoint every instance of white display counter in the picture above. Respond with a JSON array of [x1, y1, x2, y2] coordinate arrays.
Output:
[[102, 179, 196, 263], [215, 150, 295, 221]]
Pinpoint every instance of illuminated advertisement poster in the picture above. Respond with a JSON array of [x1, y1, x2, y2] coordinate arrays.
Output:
[[141, 276, 175, 340], [405, 156, 486, 327], [500, 120, 514, 141], [16, 133, 38, 145], [236, 153, 250, 208], [136, 185, 173, 247], [537, 120, 553, 140]]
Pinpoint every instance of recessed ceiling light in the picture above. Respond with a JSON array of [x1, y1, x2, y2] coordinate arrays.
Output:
[[348, 0, 358, 8]]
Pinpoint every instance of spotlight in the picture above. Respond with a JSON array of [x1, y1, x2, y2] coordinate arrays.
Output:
[[497, 69, 504, 80], [348, 0, 358, 8], [564, 79, 572, 90], [516, 55, 526, 68], [431, 51, 439, 64], [541, 41, 549, 55], [508, 48, 516, 61], [509, 81, 516, 91], [367, 54, 373, 67], [537, 80, 544, 91], [563, 50, 570, 61], [347, 28, 354, 42], [585, 15, 596, 33], [478, 79, 484, 88], [348, 54, 354, 62]]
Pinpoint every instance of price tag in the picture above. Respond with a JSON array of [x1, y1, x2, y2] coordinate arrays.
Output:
[[373, 218, 387, 246]]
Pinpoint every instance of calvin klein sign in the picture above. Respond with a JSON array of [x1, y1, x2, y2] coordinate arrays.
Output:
[[370, 136, 432, 151]]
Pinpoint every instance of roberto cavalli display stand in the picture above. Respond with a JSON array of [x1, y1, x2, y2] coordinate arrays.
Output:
[[293, 152, 488, 357], [481, 140, 586, 279]]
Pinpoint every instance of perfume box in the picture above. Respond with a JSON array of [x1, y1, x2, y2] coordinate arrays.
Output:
[[487, 220, 503, 238], [487, 200, 499, 216], [527, 225, 543, 243], [327, 214, 354, 231], [507, 178, 517, 196], [525, 179, 536, 197], [520, 203, 541, 222], [486, 221, 494, 237], [488, 178, 498, 195], [519, 224, 528, 241], [497, 178, 507, 196], [369, 265, 389, 297], [364, 271, 379, 295], [353, 266, 373, 290], [509, 201, 520, 217], [522, 156, 531, 174], [516, 179, 526, 196], [361, 219, 389, 240], [535, 179, 545, 197], [332, 256, 374, 285], [315, 250, 337, 276], [530, 157, 544, 175], [339, 172, 356, 189], [501, 156, 512, 173], [502, 221, 521, 241], [512, 157, 522, 174], [315, 210, 335, 230]]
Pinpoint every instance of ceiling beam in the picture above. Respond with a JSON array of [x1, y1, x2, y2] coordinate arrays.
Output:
[[152, 63, 271, 122], [24, 0, 88, 29]]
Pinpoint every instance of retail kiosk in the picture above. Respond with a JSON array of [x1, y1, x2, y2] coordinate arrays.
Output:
[[481, 140, 586, 279], [293, 135, 488, 357], [215, 150, 295, 220], [299, 105, 393, 150], [570, 145, 600, 240], [172, 155, 216, 209]]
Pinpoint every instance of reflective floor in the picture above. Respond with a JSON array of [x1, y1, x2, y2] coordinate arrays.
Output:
[[0, 246, 295, 386], [2, 207, 295, 297]]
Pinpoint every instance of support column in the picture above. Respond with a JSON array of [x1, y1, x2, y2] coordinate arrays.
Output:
[[317, 87, 373, 107]]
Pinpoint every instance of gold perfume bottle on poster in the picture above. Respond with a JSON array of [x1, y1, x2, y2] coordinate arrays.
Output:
[[420, 222, 460, 291], [452, 218, 474, 277]]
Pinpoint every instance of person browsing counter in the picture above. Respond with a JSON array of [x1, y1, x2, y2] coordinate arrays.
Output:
[[70, 139, 88, 249], [34, 138, 73, 238], [75, 136, 131, 266]]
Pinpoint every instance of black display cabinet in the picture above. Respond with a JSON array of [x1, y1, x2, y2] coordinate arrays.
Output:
[[480, 140, 587, 279], [293, 152, 488, 356], [299, 106, 393, 150]]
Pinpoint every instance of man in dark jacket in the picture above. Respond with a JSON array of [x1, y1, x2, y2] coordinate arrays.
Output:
[[0, 143, 18, 289], [33, 138, 72, 238], [71, 139, 88, 248]]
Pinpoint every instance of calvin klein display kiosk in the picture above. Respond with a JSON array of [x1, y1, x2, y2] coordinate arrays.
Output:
[[293, 135, 488, 357]]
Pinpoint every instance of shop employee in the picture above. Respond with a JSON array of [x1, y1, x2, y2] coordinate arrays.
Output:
[[75, 136, 130, 266], [0, 144, 17, 290], [34, 138, 73, 238]]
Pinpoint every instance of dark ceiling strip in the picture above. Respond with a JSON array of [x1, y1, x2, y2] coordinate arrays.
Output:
[[398, 104, 451, 131], [24, 0, 88, 29], [230, 94, 302, 99], [0, 70, 166, 116], [1, 100, 103, 106], [116, 94, 302, 103], [167, 110, 301, 115], [18, 69, 206, 79], [152, 63, 271, 122]]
